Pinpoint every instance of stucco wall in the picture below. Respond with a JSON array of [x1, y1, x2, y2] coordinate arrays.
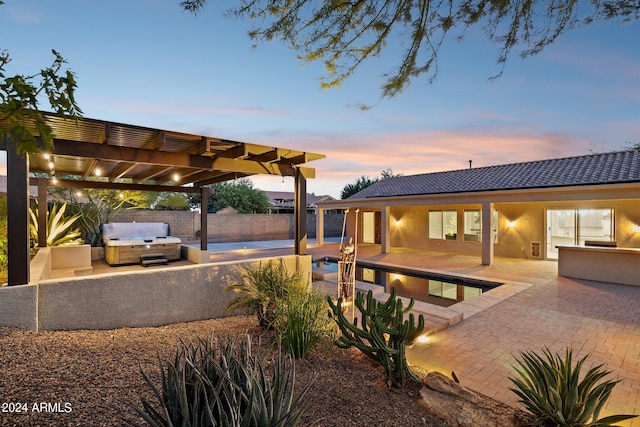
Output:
[[493, 203, 545, 259], [389, 205, 484, 255], [0, 284, 38, 329], [113, 211, 344, 242], [346, 199, 640, 260], [35, 254, 311, 330]]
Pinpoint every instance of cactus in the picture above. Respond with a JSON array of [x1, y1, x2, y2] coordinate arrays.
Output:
[[327, 287, 425, 388]]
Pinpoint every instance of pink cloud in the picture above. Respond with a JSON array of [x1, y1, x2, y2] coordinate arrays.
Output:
[[246, 128, 599, 197]]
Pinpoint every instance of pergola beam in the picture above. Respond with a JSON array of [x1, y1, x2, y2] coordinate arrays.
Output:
[[30, 177, 199, 194], [47, 139, 309, 177]]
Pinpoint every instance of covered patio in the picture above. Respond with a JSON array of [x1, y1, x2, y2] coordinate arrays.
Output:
[[1, 112, 325, 286]]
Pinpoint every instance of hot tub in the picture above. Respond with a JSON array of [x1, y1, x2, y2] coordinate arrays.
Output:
[[102, 222, 182, 266]]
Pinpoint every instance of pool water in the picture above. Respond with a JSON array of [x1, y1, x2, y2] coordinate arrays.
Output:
[[313, 258, 501, 308]]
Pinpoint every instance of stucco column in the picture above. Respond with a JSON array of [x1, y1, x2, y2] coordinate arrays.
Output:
[[381, 205, 390, 253], [316, 207, 324, 245], [481, 202, 494, 265]]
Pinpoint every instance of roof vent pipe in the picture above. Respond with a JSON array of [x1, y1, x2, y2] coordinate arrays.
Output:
[[469, 160, 472, 169]]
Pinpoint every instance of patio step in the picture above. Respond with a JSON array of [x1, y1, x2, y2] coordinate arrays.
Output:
[[140, 253, 168, 266]]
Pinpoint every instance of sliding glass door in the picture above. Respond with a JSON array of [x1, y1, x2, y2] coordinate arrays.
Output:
[[546, 209, 613, 259]]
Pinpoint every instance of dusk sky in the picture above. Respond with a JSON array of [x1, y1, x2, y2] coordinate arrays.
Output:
[[1, 0, 639, 198]]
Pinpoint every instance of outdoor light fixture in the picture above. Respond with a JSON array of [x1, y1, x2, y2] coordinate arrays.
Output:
[[48, 161, 55, 170], [173, 173, 180, 182], [416, 334, 430, 344], [43, 153, 50, 160], [390, 273, 403, 282], [633, 224, 640, 233], [94, 167, 102, 176], [507, 220, 516, 228]]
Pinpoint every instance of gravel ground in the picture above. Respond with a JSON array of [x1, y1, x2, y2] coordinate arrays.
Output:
[[0, 316, 448, 426]]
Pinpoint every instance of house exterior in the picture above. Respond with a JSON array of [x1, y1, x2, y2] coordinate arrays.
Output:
[[316, 150, 640, 266]]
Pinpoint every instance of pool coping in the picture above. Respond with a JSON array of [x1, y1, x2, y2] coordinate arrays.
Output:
[[313, 259, 533, 336]]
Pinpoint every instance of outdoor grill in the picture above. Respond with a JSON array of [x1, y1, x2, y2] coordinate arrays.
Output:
[[102, 222, 182, 266]]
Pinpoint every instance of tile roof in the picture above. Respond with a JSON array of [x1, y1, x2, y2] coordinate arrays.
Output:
[[348, 150, 640, 199]]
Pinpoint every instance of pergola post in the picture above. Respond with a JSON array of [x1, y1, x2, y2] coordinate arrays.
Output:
[[200, 187, 210, 251], [7, 144, 30, 285], [37, 178, 47, 248], [294, 167, 307, 255]]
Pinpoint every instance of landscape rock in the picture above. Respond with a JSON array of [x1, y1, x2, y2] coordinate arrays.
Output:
[[418, 371, 531, 427]]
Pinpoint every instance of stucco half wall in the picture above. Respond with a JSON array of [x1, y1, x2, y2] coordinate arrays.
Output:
[[0, 255, 311, 331]]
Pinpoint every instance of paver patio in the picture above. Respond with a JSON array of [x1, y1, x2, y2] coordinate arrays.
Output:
[[305, 243, 640, 425]]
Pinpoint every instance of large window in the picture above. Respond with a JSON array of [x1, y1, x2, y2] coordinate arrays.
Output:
[[546, 208, 614, 259], [429, 210, 457, 239], [464, 210, 481, 241]]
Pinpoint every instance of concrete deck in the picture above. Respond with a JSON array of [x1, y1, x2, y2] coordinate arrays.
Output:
[[89, 239, 640, 423]]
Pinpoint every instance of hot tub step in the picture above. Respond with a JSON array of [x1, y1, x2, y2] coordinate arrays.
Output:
[[140, 253, 168, 266]]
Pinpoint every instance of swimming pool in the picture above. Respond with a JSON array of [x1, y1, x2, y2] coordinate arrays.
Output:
[[313, 257, 502, 308]]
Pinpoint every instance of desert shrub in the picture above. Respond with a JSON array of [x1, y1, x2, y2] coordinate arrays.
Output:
[[225, 260, 336, 359], [274, 286, 336, 359], [327, 287, 425, 388], [510, 347, 637, 426], [130, 334, 313, 427], [225, 260, 307, 329]]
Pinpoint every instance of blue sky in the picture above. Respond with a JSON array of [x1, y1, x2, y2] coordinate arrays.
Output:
[[1, 0, 639, 198]]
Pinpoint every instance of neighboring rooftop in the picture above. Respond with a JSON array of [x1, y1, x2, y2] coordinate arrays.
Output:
[[0, 176, 38, 197], [264, 190, 336, 212], [349, 149, 640, 199]]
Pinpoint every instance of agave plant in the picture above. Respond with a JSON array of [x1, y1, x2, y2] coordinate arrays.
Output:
[[510, 347, 637, 426], [129, 334, 313, 427], [29, 202, 85, 247]]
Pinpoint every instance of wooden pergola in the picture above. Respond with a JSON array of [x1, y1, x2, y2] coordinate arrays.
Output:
[[1, 112, 324, 286]]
